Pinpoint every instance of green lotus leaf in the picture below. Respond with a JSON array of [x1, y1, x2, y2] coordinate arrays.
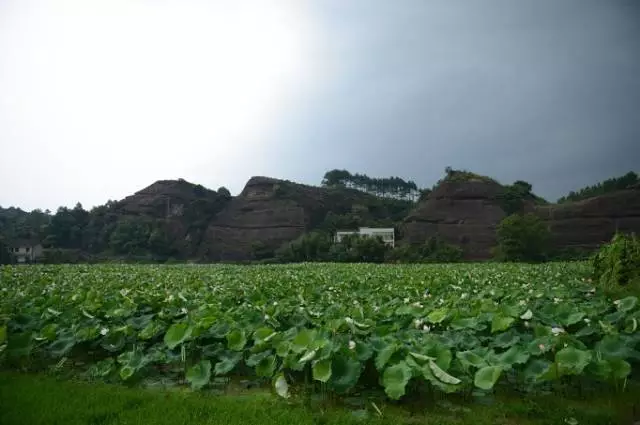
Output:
[[596, 335, 628, 360], [456, 350, 486, 369], [40, 324, 58, 341], [253, 327, 276, 343], [226, 329, 247, 351], [214, 351, 242, 375], [164, 323, 192, 350], [497, 346, 530, 367], [616, 296, 637, 313], [139, 321, 164, 340], [312, 359, 332, 383], [492, 331, 520, 348], [291, 328, 316, 353], [329, 355, 362, 393], [556, 347, 591, 375], [428, 359, 461, 385], [491, 315, 515, 333], [186, 360, 212, 390], [561, 311, 585, 327], [382, 361, 412, 400], [523, 359, 552, 382], [246, 350, 272, 367], [0, 326, 6, 344], [375, 343, 398, 371], [427, 308, 448, 324], [354, 342, 373, 361], [255, 355, 276, 378], [609, 359, 631, 380], [474, 366, 502, 390]]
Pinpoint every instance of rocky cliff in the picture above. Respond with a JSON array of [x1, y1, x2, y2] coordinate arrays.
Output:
[[402, 179, 640, 259], [197, 176, 412, 261], [534, 187, 640, 253], [402, 180, 506, 260]]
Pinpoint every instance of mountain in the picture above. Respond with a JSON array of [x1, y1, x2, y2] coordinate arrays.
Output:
[[1, 171, 638, 262]]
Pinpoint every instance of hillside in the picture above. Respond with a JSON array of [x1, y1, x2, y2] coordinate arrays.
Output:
[[199, 176, 413, 261], [1, 170, 639, 263]]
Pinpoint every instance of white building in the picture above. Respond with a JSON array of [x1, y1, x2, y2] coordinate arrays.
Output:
[[335, 227, 395, 247], [9, 240, 44, 264]]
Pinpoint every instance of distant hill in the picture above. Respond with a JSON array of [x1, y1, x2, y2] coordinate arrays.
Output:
[[0, 169, 638, 262]]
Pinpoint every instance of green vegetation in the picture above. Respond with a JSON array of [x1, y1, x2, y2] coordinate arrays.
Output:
[[557, 171, 638, 204], [1, 263, 638, 407], [3, 371, 640, 425], [0, 237, 13, 264], [494, 213, 550, 262], [322, 169, 420, 201], [593, 233, 640, 295], [386, 237, 463, 263], [274, 232, 390, 263], [438, 167, 499, 185]]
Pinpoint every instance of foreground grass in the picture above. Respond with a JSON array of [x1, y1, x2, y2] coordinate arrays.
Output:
[[1, 372, 640, 425]]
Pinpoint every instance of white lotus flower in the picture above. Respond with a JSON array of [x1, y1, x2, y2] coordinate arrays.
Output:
[[584, 318, 590, 324], [264, 314, 270, 320], [413, 318, 424, 329], [404, 297, 410, 304], [100, 328, 109, 336], [551, 327, 565, 336], [423, 325, 431, 332], [519, 300, 526, 306], [460, 293, 468, 299], [180, 307, 188, 315], [273, 301, 278, 306], [349, 340, 356, 350]]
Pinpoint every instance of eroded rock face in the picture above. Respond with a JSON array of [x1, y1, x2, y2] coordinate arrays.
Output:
[[535, 188, 640, 252], [197, 176, 411, 261], [117, 179, 218, 218], [402, 180, 506, 260], [198, 177, 307, 261], [403, 179, 640, 260]]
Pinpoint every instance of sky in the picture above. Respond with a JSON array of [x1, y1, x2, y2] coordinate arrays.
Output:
[[1, 0, 639, 211]]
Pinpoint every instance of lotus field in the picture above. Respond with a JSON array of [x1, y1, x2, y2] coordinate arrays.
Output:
[[0, 263, 638, 400]]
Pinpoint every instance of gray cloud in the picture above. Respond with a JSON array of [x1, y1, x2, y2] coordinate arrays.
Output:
[[266, 0, 640, 200], [1, 0, 639, 210]]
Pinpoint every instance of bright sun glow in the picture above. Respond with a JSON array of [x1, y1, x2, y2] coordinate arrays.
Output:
[[0, 0, 316, 209]]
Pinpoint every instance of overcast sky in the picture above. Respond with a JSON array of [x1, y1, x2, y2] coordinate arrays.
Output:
[[1, 0, 639, 211]]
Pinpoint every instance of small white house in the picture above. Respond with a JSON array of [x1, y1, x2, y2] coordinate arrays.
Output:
[[335, 227, 395, 247], [9, 240, 43, 264]]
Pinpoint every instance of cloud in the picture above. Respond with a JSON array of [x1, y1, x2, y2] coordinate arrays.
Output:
[[1, 0, 639, 210]]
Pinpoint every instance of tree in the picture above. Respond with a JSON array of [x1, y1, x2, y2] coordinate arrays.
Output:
[[498, 181, 534, 215], [494, 213, 550, 262], [0, 237, 14, 264], [557, 171, 638, 203], [592, 233, 640, 294]]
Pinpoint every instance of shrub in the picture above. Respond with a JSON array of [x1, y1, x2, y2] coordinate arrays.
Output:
[[592, 233, 640, 294], [494, 213, 550, 262], [386, 237, 463, 263]]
